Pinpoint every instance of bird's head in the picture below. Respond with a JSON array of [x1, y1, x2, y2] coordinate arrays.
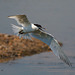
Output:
[[34, 24, 46, 31]]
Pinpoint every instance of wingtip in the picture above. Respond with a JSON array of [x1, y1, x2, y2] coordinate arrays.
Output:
[[8, 15, 13, 18], [8, 16, 12, 18], [68, 62, 72, 67], [8, 15, 16, 19], [8, 16, 10, 18]]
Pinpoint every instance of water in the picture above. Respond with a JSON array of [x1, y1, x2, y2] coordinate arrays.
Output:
[[0, 52, 75, 75], [0, 0, 75, 75]]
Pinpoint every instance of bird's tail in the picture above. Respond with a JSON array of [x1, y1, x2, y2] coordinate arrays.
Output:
[[11, 24, 32, 40], [11, 24, 22, 34], [50, 38, 72, 67]]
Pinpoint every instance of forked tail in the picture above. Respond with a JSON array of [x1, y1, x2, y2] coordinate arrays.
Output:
[[11, 24, 32, 40]]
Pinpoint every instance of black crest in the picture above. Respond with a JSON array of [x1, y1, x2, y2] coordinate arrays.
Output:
[[34, 24, 42, 28], [34, 24, 45, 30]]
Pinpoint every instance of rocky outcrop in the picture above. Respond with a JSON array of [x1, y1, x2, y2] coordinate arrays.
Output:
[[0, 33, 62, 62]]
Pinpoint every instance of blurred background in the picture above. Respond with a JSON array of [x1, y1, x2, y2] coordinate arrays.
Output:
[[0, 0, 75, 75]]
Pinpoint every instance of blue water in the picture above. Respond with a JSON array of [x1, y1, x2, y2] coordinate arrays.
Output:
[[0, 0, 75, 75]]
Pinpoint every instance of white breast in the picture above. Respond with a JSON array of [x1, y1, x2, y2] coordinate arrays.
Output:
[[22, 23, 38, 33], [31, 23, 38, 30]]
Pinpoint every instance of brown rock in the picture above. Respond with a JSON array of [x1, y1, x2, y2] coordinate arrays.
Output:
[[0, 33, 63, 62]]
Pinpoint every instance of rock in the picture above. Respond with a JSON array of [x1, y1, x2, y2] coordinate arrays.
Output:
[[0, 33, 63, 62]]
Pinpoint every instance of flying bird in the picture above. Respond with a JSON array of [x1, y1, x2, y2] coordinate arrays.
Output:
[[8, 14, 72, 67]]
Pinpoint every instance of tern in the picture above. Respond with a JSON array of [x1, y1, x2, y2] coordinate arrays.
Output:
[[8, 14, 72, 67]]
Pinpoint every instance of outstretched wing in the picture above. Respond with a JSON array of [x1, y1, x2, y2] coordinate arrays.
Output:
[[31, 30, 54, 46], [11, 24, 22, 34], [50, 38, 72, 67], [11, 24, 32, 40], [31, 30, 72, 67], [8, 15, 31, 27]]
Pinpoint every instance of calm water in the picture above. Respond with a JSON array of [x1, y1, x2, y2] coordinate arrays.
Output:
[[0, 0, 75, 75]]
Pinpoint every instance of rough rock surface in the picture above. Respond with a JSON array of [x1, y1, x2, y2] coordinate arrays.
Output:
[[0, 33, 62, 62]]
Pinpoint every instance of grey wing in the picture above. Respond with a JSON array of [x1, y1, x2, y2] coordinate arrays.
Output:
[[31, 30, 72, 67], [50, 39, 72, 67], [11, 24, 32, 40], [31, 30, 54, 46], [8, 15, 31, 27], [18, 33, 32, 40]]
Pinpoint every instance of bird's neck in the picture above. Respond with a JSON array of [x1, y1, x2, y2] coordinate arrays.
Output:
[[31, 23, 39, 30], [21, 23, 38, 34]]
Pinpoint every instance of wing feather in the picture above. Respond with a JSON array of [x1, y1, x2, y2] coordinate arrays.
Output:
[[50, 39, 72, 67], [8, 15, 30, 27], [31, 30, 53, 45], [31, 30, 72, 67]]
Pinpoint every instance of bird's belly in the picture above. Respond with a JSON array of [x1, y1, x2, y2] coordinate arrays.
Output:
[[23, 26, 35, 33]]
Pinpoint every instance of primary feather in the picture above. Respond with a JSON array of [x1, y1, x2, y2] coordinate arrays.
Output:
[[11, 24, 32, 40], [11, 24, 22, 34], [50, 38, 72, 66], [31, 30, 72, 67], [8, 15, 31, 27]]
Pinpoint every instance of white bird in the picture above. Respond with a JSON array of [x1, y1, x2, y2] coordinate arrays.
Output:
[[8, 14, 72, 67]]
